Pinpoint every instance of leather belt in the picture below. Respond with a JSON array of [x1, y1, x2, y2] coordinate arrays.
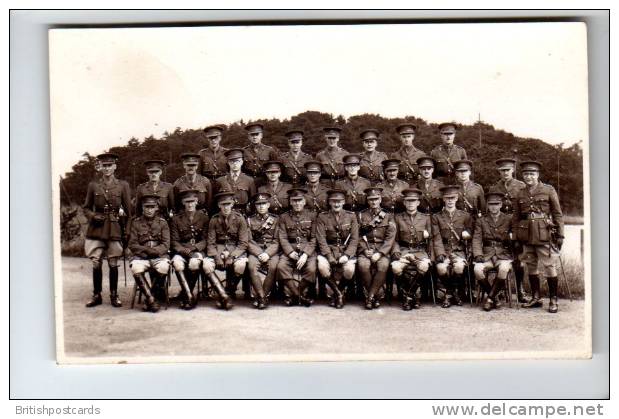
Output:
[[524, 212, 547, 220], [483, 240, 503, 246]]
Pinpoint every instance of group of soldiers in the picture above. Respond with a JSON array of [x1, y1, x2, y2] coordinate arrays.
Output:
[[81, 121, 565, 314]]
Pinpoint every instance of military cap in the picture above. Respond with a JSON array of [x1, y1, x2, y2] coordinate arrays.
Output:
[[180, 189, 200, 203], [263, 160, 285, 172], [215, 191, 236, 205], [252, 192, 272, 204], [364, 187, 383, 199], [439, 185, 461, 198], [97, 153, 119, 164], [224, 148, 244, 161], [180, 153, 201, 164], [203, 124, 225, 137], [453, 159, 473, 171], [485, 191, 504, 205], [287, 188, 308, 200], [327, 189, 346, 201], [144, 159, 165, 172], [402, 188, 423, 201], [245, 122, 264, 133], [495, 158, 517, 170], [285, 129, 304, 141], [382, 158, 401, 171], [520, 160, 542, 172], [323, 126, 342, 137], [140, 194, 160, 207], [342, 154, 362, 165], [396, 123, 417, 134], [304, 161, 323, 173], [438, 122, 458, 133], [416, 156, 436, 168], [359, 128, 380, 141]]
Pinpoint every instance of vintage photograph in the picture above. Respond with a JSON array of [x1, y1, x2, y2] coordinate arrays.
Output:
[[50, 22, 591, 363]]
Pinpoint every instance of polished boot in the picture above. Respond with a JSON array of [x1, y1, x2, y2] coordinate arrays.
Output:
[[298, 281, 314, 307], [134, 273, 159, 312], [175, 270, 195, 309], [547, 276, 559, 313], [522, 275, 543, 308], [86, 267, 103, 307], [208, 273, 233, 310], [515, 264, 531, 303], [109, 266, 122, 307], [440, 276, 452, 308]]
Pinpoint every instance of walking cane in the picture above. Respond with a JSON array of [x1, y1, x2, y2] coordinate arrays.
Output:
[[557, 252, 573, 302], [424, 233, 436, 305], [463, 241, 474, 307]]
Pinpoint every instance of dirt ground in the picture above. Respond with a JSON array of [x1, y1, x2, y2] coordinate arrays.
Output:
[[59, 257, 589, 363]]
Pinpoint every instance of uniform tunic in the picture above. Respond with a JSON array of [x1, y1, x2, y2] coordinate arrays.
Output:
[[276, 209, 318, 284], [173, 174, 213, 213], [135, 181, 175, 220], [199, 146, 229, 180], [432, 208, 473, 258], [357, 209, 396, 256], [247, 213, 280, 257], [128, 216, 170, 260], [390, 145, 427, 182], [456, 180, 486, 218], [376, 178, 409, 213], [215, 172, 256, 214], [490, 178, 526, 214], [83, 177, 132, 241], [280, 150, 313, 185], [170, 210, 209, 256], [359, 150, 388, 184], [430, 144, 467, 178], [316, 146, 348, 182], [303, 182, 330, 214], [416, 178, 444, 214], [242, 143, 280, 178], [392, 211, 432, 260], [472, 212, 513, 261], [258, 182, 292, 215], [206, 211, 250, 260], [315, 210, 360, 262], [335, 176, 372, 212], [511, 182, 564, 245]]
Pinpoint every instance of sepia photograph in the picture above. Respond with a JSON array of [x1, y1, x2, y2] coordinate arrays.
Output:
[[49, 21, 591, 364]]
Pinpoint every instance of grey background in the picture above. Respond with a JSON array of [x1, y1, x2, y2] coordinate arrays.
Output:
[[10, 10, 609, 399]]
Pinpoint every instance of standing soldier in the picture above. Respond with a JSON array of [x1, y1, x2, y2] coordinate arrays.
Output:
[[430, 122, 467, 180], [280, 129, 313, 186], [199, 125, 229, 181], [358, 129, 388, 184], [472, 191, 514, 311], [127, 194, 170, 313], [242, 122, 280, 186], [135, 159, 175, 221], [357, 187, 396, 309], [82, 152, 132, 308], [173, 153, 213, 214], [453, 160, 486, 219], [246, 193, 280, 309], [512, 161, 564, 313], [390, 189, 433, 310], [390, 123, 427, 183], [170, 189, 210, 310], [376, 159, 409, 213], [206, 191, 250, 308], [432, 185, 474, 308], [415, 156, 444, 214], [215, 149, 257, 216], [302, 161, 330, 214], [316, 126, 348, 188], [257, 161, 291, 215], [315, 190, 360, 309], [335, 154, 372, 212], [276, 188, 318, 306]]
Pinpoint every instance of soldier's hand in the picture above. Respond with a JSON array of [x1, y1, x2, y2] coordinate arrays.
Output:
[[92, 214, 105, 223], [289, 251, 300, 261], [258, 253, 270, 263], [474, 256, 485, 263], [555, 237, 564, 250], [180, 248, 191, 258], [146, 248, 160, 257], [370, 252, 382, 264], [215, 257, 225, 270], [224, 257, 234, 268], [461, 230, 471, 240], [338, 255, 349, 265], [391, 252, 402, 261], [364, 249, 373, 258], [296, 253, 308, 270], [436, 254, 446, 263]]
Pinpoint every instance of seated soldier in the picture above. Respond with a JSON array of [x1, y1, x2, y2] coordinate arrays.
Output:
[[170, 189, 210, 310], [357, 187, 396, 309], [206, 191, 250, 309], [432, 185, 473, 308], [390, 189, 432, 310], [257, 161, 291, 215], [472, 191, 514, 311], [276, 188, 318, 306], [316, 189, 360, 309], [128, 194, 171, 313], [247, 193, 280, 309]]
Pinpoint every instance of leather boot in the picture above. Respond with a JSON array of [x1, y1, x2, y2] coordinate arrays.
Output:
[[335, 286, 345, 309], [109, 266, 122, 307], [452, 275, 464, 306], [208, 273, 233, 310], [515, 263, 531, 303], [522, 275, 543, 308], [489, 277, 505, 309], [298, 281, 314, 307], [440, 276, 452, 308], [134, 273, 159, 312], [175, 270, 194, 309], [547, 276, 559, 313], [86, 267, 103, 307]]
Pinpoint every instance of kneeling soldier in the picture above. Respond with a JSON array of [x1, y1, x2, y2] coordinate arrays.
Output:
[[391, 189, 432, 310], [472, 191, 514, 311], [128, 194, 171, 313], [276, 188, 318, 306], [247, 193, 280, 309], [206, 191, 250, 309], [357, 187, 396, 309], [170, 189, 209, 310], [316, 189, 360, 308], [432, 185, 473, 308]]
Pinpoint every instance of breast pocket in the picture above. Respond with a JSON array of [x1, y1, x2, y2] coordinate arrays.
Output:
[[534, 195, 550, 213]]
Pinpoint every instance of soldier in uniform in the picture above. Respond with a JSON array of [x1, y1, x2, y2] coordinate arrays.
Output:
[[170, 189, 210, 310], [135, 159, 175, 221], [127, 194, 171, 313], [512, 161, 564, 313], [280, 129, 313, 186], [316, 126, 349, 188], [302, 161, 330, 214], [358, 129, 388, 184], [199, 125, 229, 181], [206, 191, 250, 309], [257, 161, 291, 215], [357, 187, 396, 309], [335, 154, 372, 212], [242, 122, 280, 186], [415, 156, 444, 214], [430, 123, 467, 180], [472, 191, 515, 311], [432, 185, 474, 308], [316, 190, 360, 309], [453, 159, 486, 219], [390, 123, 427, 183], [82, 153, 132, 308], [376, 159, 409, 213], [276, 188, 318, 306], [246, 193, 280, 309], [390, 189, 433, 310], [215, 149, 257, 215], [173, 153, 213, 214]]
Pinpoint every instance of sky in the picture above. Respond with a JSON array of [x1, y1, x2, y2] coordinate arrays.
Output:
[[49, 22, 589, 176]]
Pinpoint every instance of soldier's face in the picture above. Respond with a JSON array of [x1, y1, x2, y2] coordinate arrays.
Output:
[[228, 157, 243, 172], [385, 168, 398, 180], [183, 199, 198, 212], [522, 171, 539, 186], [367, 197, 381, 209], [498, 167, 514, 181], [345, 164, 360, 176], [363, 139, 377, 152], [441, 132, 455, 146], [456, 169, 470, 182], [404, 199, 420, 212], [255, 201, 270, 215], [289, 140, 302, 152], [142, 204, 158, 218], [147, 169, 162, 182], [329, 199, 344, 212], [100, 163, 116, 177], [443, 195, 458, 209], [325, 135, 339, 147], [208, 135, 221, 149], [306, 171, 321, 183], [488, 202, 502, 215], [420, 166, 434, 179], [400, 133, 414, 146], [248, 131, 263, 144], [219, 201, 234, 216], [291, 198, 306, 212], [266, 170, 281, 182], [183, 162, 198, 175]]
